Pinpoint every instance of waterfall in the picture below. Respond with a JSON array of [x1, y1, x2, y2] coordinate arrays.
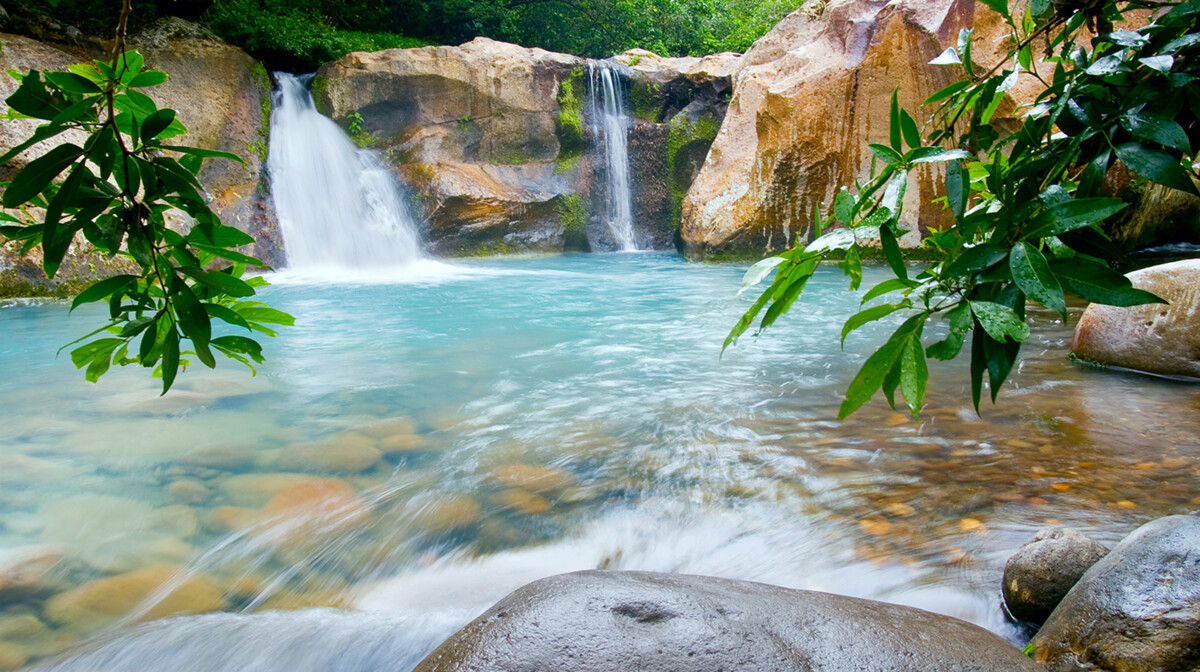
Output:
[[587, 62, 637, 252], [267, 73, 421, 273]]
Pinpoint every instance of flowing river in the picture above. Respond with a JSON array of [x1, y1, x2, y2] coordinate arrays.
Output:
[[2, 255, 1198, 671]]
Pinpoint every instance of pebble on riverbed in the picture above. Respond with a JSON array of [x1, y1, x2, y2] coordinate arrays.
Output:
[[1002, 526, 1108, 625]]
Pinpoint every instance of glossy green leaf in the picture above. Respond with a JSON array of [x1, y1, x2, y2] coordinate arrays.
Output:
[[739, 257, 786, 295], [970, 301, 1030, 342], [44, 71, 101, 94], [1010, 242, 1065, 317], [879, 225, 907, 280], [861, 277, 919, 304], [141, 109, 177, 143], [900, 110, 921, 149], [1120, 113, 1190, 154], [889, 88, 902, 151], [128, 70, 169, 88], [838, 314, 926, 419], [71, 275, 138, 311], [868, 143, 903, 165], [1113, 142, 1199, 195], [841, 301, 910, 346], [3, 143, 83, 207], [161, 325, 180, 394], [1052, 258, 1168, 306], [1022, 198, 1128, 240], [833, 188, 854, 226], [900, 334, 927, 415]]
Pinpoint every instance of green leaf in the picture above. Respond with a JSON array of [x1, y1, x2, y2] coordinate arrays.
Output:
[[862, 277, 919, 303], [70, 337, 125, 369], [879, 224, 907, 280], [161, 325, 180, 394], [970, 301, 1030, 342], [114, 51, 146, 85], [838, 245, 862, 291], [900, 334, 928, 415], [889, 88, 902, 151], [926, 302, 971, 361], [1139, 55, 1174, 73], [833, 188, 854, 226], [171, 280, 212, 349], [188, 223, 256, 248], [2, 143, 83, 207], [760, 257, 819, 330], [1022, 198, 1127, 240], [900, 110, 920, 149], [141, 109, 177, 143], [1120, 113, 1190, 154], [128, 70, 169, 88], [908, 148, 971, 164], [946, 160, 969, 219], [869, 143, 903, 165], [179, 267, 257, 298], [923, 80, 970, 105], [841, 301, 909, 346], [1010, 242, 1066, 317], [192, 245, 265, 267], [838, 314, 927, 419], [1085, 54, 1127, 77], [71, 274, 138, 311], [205, 303, 252, 330], [738, 257, 785, 295], [969, 326, 987, 412], [5, 71, 70, 120], [1051, 258, 1168, 306], [44, 71, 101, 94], [235, 305, 296, 326], [162, 145, 244, 163], [212, 335, 265, 363], [1113, 142, 1199, 195]]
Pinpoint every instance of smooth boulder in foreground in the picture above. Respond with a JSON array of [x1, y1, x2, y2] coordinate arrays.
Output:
[[412, 570, 1039, 672], [1031, 515, 1200, 672], [1072, 259, 1200, 379], [1003, 526, 1108, 625]]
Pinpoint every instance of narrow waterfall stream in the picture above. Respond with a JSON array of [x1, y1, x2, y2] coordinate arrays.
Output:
[[268, 73, 422, 274], [587, 62, 637, 251]]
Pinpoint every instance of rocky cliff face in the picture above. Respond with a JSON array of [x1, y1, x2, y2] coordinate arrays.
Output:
[[0, 21, 276, 296], [314, 39, 734, 255], [679, 0, 978, 259]]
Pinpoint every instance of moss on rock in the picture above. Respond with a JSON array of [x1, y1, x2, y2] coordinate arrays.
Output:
[[556, 67, 587, 159]]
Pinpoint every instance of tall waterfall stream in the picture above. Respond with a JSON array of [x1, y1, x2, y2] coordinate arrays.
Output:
[[588, 62, 637, 251], [268, 73, 422, 275]]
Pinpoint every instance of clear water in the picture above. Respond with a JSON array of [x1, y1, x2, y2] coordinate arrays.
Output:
[[588, 63, 636, 251], [267, 73, 422, 275], [2, 255, 1198, 671]]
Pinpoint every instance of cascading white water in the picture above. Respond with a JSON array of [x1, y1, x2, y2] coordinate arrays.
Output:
[[268, 73, 421, 272], [587, 62, 637, 251]]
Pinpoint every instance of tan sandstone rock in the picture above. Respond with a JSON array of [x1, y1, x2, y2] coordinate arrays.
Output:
[[1072, 259, 1200, 379], [44, 565, 227, 632], [680, 0, 979, 258]]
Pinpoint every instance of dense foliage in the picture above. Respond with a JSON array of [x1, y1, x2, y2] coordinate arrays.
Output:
[[0, 31, 293, 392], [8, 0, 807, 69], [729, 0, 1199, 419]]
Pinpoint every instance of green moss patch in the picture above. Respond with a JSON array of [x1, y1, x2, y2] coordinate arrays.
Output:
[[556, 67, 587, 159]]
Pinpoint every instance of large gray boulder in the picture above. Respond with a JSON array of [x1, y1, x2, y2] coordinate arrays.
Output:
[[1003, 527, 1109, 625], [413, 570, 1039, 672], [1030, 515, 1200, 672], [1072, 259, 1200, 379]]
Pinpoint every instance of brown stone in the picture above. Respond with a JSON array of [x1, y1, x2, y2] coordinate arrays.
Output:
[[259, 478, 370, 534], [1072, 259, 1200, 379], [0, 546, 62, 601], [411, 496, 483, 532], [497, 488, 552, 515], [43, 565, 227, 631], [219, 473, 328, 507], [275, 437, 383, 474]]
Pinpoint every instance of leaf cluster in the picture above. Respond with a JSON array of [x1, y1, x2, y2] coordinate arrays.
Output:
[[1, 49, 294, 393], [728, 0, 1197, 419]]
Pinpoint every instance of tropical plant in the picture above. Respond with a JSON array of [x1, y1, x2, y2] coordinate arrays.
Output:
[[727, 0, 1198, 419], [0, 5, 293, 393]]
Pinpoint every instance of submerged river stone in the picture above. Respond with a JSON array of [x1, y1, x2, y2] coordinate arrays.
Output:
[[412, 570, 1039, 672], [1031, 515, 1200, 672], [1002, 527, 1108, 625], [1072, 259, 1200, 379]]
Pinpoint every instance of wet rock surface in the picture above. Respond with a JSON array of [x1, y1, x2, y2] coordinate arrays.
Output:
[[1002, 526, 1108, 625], [1031, 515, 1200, 672], [413, 570, 1039, 672], [1072, 259, 1200, 379]]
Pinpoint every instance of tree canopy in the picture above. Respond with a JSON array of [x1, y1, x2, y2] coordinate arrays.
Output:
[[13, 0, 809, 70]]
